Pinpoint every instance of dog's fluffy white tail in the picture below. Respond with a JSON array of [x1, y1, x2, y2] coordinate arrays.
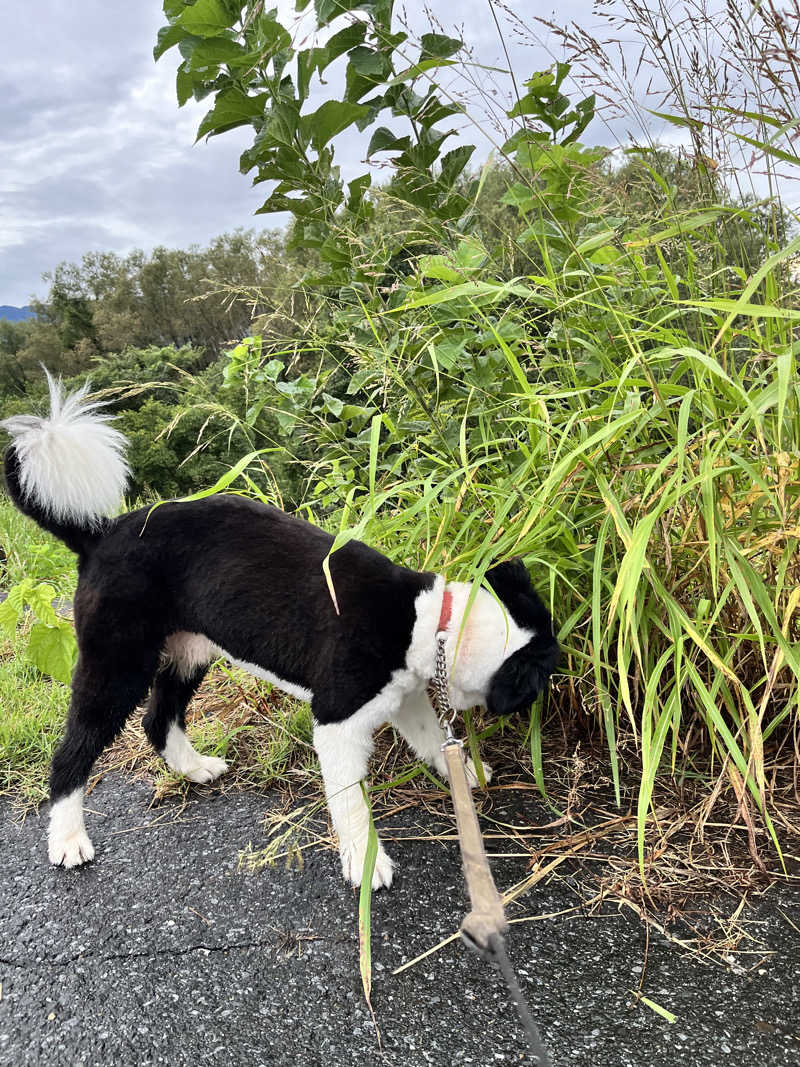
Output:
[[1, 373, 129, 528]]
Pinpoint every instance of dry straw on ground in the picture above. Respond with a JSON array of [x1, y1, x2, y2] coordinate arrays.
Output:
[[97, 668, 799, 969]]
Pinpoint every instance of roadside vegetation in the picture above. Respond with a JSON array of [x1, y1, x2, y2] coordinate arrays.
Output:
[[0, 0, 798, 962]]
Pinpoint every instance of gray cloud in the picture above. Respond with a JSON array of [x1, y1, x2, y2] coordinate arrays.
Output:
[[1, 2, 267, 305]]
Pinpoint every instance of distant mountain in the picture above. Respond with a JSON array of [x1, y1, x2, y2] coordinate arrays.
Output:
[[0, 305, 34, 322]]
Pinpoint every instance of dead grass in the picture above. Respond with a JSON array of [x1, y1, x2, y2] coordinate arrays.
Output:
[[37, 669, 793, 967], [95, 665, 318, 802]]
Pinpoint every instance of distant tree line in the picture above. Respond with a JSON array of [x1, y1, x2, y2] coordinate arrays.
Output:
[[0, 229, 314, 393], [0, 229, 317, 500]]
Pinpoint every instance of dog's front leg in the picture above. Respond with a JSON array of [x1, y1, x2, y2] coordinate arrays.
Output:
[[391, 690, 492, 787], [313, 719, 394, 890]]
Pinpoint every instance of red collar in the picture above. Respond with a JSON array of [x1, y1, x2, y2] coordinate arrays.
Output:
[[437, 588, 453, 634]]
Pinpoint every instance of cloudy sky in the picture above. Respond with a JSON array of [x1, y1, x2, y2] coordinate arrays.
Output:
[[2, 2, 265, 305], [2, 1, 625, 307], [14, 0, 791, 310]]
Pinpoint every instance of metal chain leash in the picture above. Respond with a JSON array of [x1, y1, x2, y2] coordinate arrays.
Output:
[[428, 635, 552, 1066], [430, 636, 458, 740]]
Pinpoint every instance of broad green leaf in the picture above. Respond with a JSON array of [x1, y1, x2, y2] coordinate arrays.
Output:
[[26, 622, 77, 685], [419, 33, 462, 59], [263, 359, 285, 382], [26, 583, 59, 627], [576, 228, 617, 254], [438, 144, 475, 187], [418, 237, 486, 283], [502, 128, 549, 156], [348, 46, 386, 79], [154, 22, 187, 60], [196, 89, 269, 140], [305, 100, 369, 151], [419, 256, 461, 283], [339, 403, 375, 422], [251, 10, 292, 53], [4, 581, 33, 621], [185, 36, 246, 71], [320, 22, 367, 69], [315, 0, 363, 28], [323, 392, 344, 417], [176, 67, 195, 106], [177, 0, 232, 38], [346, 172, 371, 212], [0, 597, 21, 637], [367, 126, 411, 156], [454, 235, 488, 270]]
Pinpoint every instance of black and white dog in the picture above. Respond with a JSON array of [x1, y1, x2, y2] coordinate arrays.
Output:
[[2, 377, 558, 888]]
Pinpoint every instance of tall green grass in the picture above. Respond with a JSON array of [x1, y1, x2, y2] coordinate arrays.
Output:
[[0, 627, 70, 806], [216, 179, 799, 865], [186, 0, 800, 865]]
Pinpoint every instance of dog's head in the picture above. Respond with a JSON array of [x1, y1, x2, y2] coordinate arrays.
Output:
[[482, 558, 559, 718]]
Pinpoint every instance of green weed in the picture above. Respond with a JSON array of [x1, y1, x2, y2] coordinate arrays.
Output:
[[0, 629, 69, 807], [0, 499, 76, 596]]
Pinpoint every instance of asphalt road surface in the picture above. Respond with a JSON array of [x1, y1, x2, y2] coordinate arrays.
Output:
[[1, 774, 798, 1066]]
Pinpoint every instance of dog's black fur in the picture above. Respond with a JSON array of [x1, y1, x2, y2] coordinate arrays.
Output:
[[6, 447, 442, 787], [4, 395, 558, 879], [483, 558, 559, 718]]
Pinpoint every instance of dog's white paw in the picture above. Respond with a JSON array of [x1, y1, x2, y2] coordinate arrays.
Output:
[[163, 725, 229, 783], [436, 753, 492, 788], [340, 838, 394, 890], [49, 829, 95, 868], [465, 757, 493, 789], [182, 755, 229, 784], [49, 790, 94, 868]]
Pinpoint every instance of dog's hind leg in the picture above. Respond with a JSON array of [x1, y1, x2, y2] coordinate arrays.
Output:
[[49, 651, 160, 868], [143, 660, 228, 784], [313, 715, 394, 890]]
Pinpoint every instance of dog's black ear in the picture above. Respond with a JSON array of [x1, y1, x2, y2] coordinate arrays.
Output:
[[485, 557, 559, 715], [486, 557, 530, 597], [486, 557, 555, 635], [486, 634, 560, 718]]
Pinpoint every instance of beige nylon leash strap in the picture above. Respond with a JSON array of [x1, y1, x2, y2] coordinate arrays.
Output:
[[442, 740, 508, 949], [442, 738, 551, 1066], [429, 634, 551, 1066]]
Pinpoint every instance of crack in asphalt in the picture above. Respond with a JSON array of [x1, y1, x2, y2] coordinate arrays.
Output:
[[0, 938, 290, 971]]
